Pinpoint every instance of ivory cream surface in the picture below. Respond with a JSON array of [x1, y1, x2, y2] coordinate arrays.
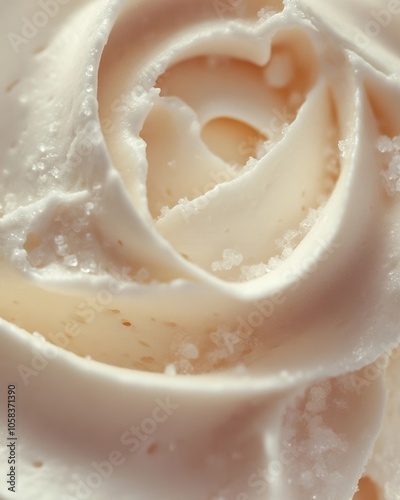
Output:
[[0, 0, 400, 498]]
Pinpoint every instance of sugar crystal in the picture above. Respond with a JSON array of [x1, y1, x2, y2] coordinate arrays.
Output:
[[180, 343, 199, 360], [164, 363, 177, 376], [64, 254, 78, 267], [211, 248, 243, 272], [240, 262, 269, 281], [378, 135, 400, 195]]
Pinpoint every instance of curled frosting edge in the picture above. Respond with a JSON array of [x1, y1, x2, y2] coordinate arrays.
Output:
[[0, 319, 387, 500]]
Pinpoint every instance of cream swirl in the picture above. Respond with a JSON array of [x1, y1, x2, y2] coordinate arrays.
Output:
[[0, 0, 400, 499]]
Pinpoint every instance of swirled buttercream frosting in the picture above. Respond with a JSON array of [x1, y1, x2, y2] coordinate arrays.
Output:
[[1, 0, 400, 498]]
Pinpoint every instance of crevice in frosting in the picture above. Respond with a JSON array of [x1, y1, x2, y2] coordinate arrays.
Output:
[[353, 476, 381, 500]]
